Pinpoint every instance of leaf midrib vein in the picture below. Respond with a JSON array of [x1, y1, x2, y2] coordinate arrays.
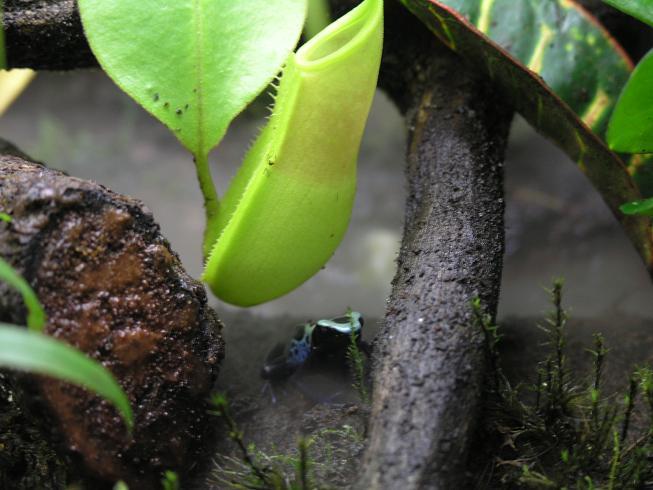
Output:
[[192, 0, 206, 157]]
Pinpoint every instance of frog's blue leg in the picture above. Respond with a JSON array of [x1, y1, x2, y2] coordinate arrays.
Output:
[[260, 381, 278, 404], [287, 324, 314, 368], [260, 380, 292, 405]]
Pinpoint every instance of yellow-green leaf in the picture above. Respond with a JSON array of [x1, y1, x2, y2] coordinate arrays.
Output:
[[203, 0, 383, 306]]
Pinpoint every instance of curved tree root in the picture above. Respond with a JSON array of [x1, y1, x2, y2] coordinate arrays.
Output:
[[0, 145, 225, 489]]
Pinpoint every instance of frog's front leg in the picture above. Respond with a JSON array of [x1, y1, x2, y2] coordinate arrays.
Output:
[[260, 381, 278, 404]]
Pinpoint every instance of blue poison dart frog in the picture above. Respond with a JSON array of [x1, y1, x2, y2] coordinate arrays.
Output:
[[260, 311, 371, 384]]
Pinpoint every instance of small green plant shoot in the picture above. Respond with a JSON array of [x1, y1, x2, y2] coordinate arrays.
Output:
[[209, 393, 363, 489], [472, 281, 653, 488]]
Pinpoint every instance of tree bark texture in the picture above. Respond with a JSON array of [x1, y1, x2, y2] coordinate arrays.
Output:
[[0, 145, 225, 489], [345, 4, 512, 488], [3, 0, 96, 70]]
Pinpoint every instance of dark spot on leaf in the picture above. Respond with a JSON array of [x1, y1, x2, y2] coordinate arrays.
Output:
[[153, 93, 160, 102], [176, 109, 183, 116], [164, 102, 170, 109], [184, 104, 189, 110]]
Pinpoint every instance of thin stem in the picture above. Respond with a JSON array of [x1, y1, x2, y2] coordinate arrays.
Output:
[[551, 281, 565, 404], [535, 370, 542, 412], [297, 437, 308, 490], [193, 152, 221, 258], [210, 395, 270, 486], [194, 152, 220, 221], [590, 333, 607, 431], [621, 376, 638, 444], [608, 430, 621, 490]]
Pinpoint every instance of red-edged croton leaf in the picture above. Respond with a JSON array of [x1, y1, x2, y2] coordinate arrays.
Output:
[[400, 0, 653, 272]]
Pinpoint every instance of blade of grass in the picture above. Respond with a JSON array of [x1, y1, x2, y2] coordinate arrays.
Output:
[[0, 324, 133, 430], [0, 257, 46, 331]]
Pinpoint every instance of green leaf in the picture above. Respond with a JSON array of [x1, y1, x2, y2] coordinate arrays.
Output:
[[608, 49, 653, 153], [620, 197, 653, 216], [0, 212, 11, 222], [0, 257, 46, 331], [603, 0, 653, 28], [77, 0, 307, 158], [0, 324, 133, 430], [421, 0, 633, 137]]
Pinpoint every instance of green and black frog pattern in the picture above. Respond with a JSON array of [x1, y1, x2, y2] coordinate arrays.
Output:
[[260, 311, 369, 382]]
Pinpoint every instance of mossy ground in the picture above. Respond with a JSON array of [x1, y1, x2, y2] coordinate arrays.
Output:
[[470, 281, 653, 489], [201, 311, 373, 490]]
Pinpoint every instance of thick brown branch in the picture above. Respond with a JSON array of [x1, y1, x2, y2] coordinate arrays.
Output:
[[352, 7, 512, 488], [0, 146, 224, 489], [4, 0, 96, 70]]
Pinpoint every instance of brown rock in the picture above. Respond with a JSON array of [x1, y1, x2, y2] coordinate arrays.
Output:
[[0, 152, 225, 488]]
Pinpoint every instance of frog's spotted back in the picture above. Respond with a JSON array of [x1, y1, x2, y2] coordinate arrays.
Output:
[[315, 311, 363, 334]]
